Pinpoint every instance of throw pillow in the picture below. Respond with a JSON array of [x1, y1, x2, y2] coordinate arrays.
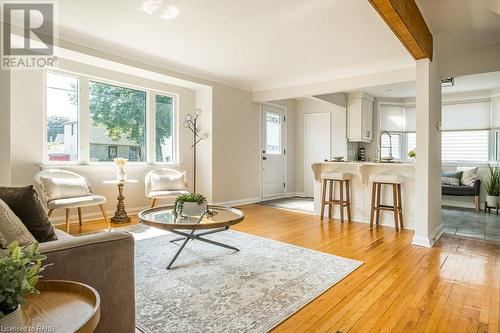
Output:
[[0, 199, 37, 248], [456, 166, 478, 186], [40, 176, 91, 201], [442, 170, 463, 186], [0, 186, 57, 242], [151, 172, 187, 191]]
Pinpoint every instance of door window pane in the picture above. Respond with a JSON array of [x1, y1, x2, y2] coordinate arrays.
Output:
[[89, 82, 146, 162], [266, 112, 282, 155], [46, 73, 79, 162], [155, 95, 174, 162]]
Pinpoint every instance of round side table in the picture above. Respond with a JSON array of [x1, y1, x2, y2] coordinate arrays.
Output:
[[103, 179, 138, 224], [22, 280, 100, 333]]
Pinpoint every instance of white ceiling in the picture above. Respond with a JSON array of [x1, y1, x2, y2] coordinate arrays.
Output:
[[360, 71, 500, 99], [417, 0, 500, 55], [55, 0, 414, 91]]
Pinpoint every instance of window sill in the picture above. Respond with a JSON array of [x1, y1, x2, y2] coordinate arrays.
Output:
[[40, 162, 183, 171]]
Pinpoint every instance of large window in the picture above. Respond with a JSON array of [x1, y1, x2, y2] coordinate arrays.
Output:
[[45, 71, 177, 164], [89, 81, 146, 162], [155, 94, 174, 163], [441, 130, 489, 163], [45, 73, 79, 162]]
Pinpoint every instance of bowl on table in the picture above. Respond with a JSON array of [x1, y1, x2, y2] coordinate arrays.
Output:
[[332, 156, 344, 161]]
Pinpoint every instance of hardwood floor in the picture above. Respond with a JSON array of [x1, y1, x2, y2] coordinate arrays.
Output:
[[61, 204, 500, 333]]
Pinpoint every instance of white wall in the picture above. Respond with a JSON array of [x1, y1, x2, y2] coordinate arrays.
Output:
[[0, 68, 11, 186], [5, 40, 268, 222], [9, 60, 199, 222], [295, 97, 347, 196]]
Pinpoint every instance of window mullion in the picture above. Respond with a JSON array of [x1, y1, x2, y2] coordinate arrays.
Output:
[[79, 77, 90, 164]]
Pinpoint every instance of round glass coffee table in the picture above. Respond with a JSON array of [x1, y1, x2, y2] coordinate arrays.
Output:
[[138, 205, 245, 269]]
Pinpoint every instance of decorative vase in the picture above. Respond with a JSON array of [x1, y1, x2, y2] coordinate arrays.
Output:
[[0, 305, 24, 328], [116, 168, 127, 182], [182, 202, 208, 217], [486, 195, 498, 208]]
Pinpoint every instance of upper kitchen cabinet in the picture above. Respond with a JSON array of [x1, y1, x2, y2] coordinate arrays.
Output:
[[347, 92, 374, 142]]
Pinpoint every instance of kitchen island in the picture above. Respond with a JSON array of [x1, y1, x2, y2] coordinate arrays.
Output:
[[311, 161, 415, 229]]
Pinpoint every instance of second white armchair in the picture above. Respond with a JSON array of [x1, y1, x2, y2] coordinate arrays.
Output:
[[145, 168, 189, 208]]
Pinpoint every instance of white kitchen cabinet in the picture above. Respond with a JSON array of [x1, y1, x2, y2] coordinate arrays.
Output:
[[347, 92, 374, 142]]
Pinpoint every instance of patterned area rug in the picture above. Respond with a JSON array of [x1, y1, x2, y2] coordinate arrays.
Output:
[[122, 225, 362, 333]]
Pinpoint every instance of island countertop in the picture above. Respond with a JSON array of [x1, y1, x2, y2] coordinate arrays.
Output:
[[310, 161, 415, 229]]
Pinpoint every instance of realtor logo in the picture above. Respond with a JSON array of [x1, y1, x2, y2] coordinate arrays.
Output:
[[1, 2, 57, 69]]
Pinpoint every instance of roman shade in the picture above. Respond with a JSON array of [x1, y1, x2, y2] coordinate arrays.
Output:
[[380, 105, 404, 132], [441, 101, 490, 131]]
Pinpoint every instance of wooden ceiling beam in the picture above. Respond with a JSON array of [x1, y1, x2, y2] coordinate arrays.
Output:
[[368, 0, 433, 60]]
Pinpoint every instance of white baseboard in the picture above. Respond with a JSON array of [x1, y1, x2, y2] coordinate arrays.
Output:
[[411, 224, 444, 248], [214, 197, 262, 207], [50, 205, 150, 226]]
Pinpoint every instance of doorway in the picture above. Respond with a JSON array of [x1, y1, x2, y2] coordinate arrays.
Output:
[[261, 103, 287, 199]]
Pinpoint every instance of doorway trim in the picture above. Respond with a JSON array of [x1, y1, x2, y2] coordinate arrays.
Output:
[[260, 102, 288, 200]]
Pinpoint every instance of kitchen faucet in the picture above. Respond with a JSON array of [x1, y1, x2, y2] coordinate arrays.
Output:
[[379, 131, 393, 161]]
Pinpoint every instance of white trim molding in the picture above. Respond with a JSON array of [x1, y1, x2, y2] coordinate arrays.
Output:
[[411, 224, 444, 248]]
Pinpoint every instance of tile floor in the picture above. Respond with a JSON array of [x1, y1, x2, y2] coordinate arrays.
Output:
[[442, 206, 500, 243]]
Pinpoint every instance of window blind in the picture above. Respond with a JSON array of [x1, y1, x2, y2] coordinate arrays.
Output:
[[441, 130, 489, 162], [442, 102, 491, 131]]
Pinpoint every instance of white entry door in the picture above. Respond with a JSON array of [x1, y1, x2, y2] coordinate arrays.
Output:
[[304, 113, 331, 197], [261, 104, 286, 199]]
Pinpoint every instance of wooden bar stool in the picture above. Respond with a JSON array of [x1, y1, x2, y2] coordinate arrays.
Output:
[[369, 174, 404, 231], [320, 172, 352, 222]]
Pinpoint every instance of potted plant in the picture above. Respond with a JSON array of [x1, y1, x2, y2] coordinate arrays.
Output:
[[484, 163, 500, 207], [173, 193, 208, 218], [0, 242, 48, 327], [408, 149, 416, 160]]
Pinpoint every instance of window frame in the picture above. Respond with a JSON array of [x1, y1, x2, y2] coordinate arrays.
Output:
[[43, 70, 81, 165], [44, 69, 178, 165], [152, 91, 178, 164]]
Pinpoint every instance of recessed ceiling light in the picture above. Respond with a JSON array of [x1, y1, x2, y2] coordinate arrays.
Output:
[[142, 0, 162, 15], [161, 6, 179, 20], [386, 88, 393, 92]]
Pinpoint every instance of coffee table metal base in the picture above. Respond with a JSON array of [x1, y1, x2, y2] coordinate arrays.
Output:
[[167, 226, 239, 269]]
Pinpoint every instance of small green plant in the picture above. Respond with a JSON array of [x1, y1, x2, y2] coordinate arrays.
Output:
[[0, 242, 48, 318], [408, 149, 416, 159], [173, 193, 207, 218], [485, 163, 500, 196]]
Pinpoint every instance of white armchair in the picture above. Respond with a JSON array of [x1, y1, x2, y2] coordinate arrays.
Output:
[[145, 168, 189, 208], [34, 169, 108, 233]]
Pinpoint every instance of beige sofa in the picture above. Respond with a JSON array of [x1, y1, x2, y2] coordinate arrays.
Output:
[[40, 229, 135, 333]]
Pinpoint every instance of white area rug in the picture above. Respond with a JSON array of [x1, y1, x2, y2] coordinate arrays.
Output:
[[122, 225, 362, 333]]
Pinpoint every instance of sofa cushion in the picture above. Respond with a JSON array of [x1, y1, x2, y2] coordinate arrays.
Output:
[[40, 176, 91, 201], [47, 195, 106, 209], [442, 170, 463, 186], [0, 186, 57, 243], [0, 199, 37, 248], [150, 172, 187, 191], [456, 166, 478, 186], [442, 184, 476, 196]]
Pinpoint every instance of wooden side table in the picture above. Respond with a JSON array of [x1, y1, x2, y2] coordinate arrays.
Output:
[[103, 179, 138, 224], [22, 280, 100, 333]]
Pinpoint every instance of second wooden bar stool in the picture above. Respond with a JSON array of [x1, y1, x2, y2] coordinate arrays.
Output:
[[320, 172, 352, 222], [369, 174, 404, 231]]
